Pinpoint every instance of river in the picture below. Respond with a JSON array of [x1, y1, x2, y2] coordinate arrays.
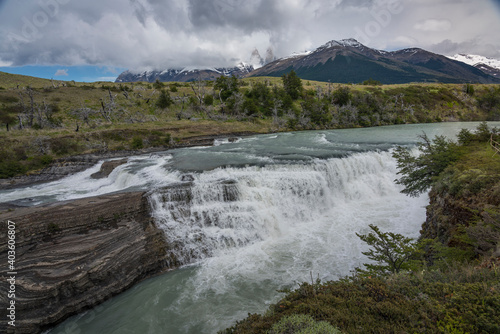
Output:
[[2, 122, 498, 334]]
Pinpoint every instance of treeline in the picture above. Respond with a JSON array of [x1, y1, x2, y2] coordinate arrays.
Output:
[[189, 72, 500, 130], [1, 72, 500, 133]]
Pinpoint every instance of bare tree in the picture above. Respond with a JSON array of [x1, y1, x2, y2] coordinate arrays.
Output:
[[99, 89, 116, 122], [72, 105, 97, 126]]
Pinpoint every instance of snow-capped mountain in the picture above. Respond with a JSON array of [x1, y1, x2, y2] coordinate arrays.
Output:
[[115, 39, 500, 84], [447, 54, 500, 78], [115, 65, 253, 83], [116, 48, 274, 83], [250, 39, 500, 84], [448, 54, 500, 70]]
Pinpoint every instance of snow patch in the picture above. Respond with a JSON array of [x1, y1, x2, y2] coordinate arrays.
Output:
[[448, 54, 500, 70]]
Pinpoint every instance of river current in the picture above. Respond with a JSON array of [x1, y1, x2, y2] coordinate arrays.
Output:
[[2, 122, 497, 334]]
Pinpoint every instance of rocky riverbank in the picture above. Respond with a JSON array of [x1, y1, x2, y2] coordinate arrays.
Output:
[[0, 132, 252, 190], [0, 191, 171, 334]]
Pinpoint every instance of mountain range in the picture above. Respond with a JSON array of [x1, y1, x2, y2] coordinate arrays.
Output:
[[447, 54, 500, 78], [115, 39, 500, 84]]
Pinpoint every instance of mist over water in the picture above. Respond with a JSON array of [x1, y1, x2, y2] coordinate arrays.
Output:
[[10, 122, 496, 334]]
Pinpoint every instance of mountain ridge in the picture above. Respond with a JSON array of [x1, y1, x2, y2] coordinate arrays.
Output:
[[248, 39, 500, 84], [448, 53, 500, 78], [116, 39, 500, 84]]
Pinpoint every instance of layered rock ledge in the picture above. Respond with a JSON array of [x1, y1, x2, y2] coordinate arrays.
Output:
[[0, 192, 170, 334]]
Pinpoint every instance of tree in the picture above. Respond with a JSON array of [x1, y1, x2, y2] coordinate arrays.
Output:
[[156, 89, 174, 109], [214, 75, 239, 102], [392, 133, 462, 197], [332, 86, 351, 106], [356, 224, 418, 276], [282, 70, 303, 100], [153, 79, 164, 89]]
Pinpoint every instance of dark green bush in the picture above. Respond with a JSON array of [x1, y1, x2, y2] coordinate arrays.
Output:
[[130, 136, 143, 149], [203, 94, 214, 106], [156, 90, 174, 109]]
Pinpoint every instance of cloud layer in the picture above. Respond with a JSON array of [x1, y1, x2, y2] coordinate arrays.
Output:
[[1, 0, 499, 70]]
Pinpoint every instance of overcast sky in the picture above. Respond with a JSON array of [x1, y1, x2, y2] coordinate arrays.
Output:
[[0, 0, 499, 74]]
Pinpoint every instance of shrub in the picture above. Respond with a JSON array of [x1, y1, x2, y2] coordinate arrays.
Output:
[[362, 78, 382, 86], [332, 86, 351, 106], [0, 159, 26, 178], [153, 79, 164, 89], [203, 94, 214, 106], [268, 314, 341, 334], [130, 136, 143, 149]]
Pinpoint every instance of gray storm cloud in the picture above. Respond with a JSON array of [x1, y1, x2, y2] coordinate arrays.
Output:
[[0, 0, 499, 70]]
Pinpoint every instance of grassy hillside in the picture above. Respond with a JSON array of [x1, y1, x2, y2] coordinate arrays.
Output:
[[1, 71, 499, 178]]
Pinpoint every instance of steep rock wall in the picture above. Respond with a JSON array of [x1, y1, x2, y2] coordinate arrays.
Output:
[[0, 192, 170, 334]]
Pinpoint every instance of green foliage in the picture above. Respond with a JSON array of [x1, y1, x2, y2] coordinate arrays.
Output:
[[246, 81, 274, 116], [301, 97, 332, 128], [268, 314, 341, 334], [464, 83, 475, 96], [169, 84, 178, 92], [456, 128, 474, 145], [282, 70, 303, 100], [153, 79, 164, 89], [215, 75, 239, 101], [156, 89, 174, 109], [331, 86, 351, 106], [477, 86, 500, 112], [224, 266, 499, 334], [474, 121, 494, 141], [392, 133, 462, 197], [242, 97, 259, 115], [50, 137, 79, 156], [130, 136, 144, 149], [203, 94, 214, 106], [361, 78, 382, 86], [356, 224, 418, 275], [0, 159, 26, 178]]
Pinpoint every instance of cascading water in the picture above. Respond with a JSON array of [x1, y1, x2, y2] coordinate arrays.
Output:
[[148, 150, 416, 269], [14, 122, 497, 334]]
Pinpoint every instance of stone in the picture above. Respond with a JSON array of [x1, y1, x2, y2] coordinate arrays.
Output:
[[0, 192, 170, 334], [90, 159, 128, 179]]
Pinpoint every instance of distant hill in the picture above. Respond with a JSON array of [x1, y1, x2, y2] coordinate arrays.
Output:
[[248, 39, 500, 84]]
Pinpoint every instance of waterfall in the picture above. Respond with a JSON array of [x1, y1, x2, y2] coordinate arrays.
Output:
[[148, 150, 422, 270]]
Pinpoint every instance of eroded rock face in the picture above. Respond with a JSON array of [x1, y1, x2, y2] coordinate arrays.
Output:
[[90, 158, 128, 179], [0, 192, 169, 334]]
